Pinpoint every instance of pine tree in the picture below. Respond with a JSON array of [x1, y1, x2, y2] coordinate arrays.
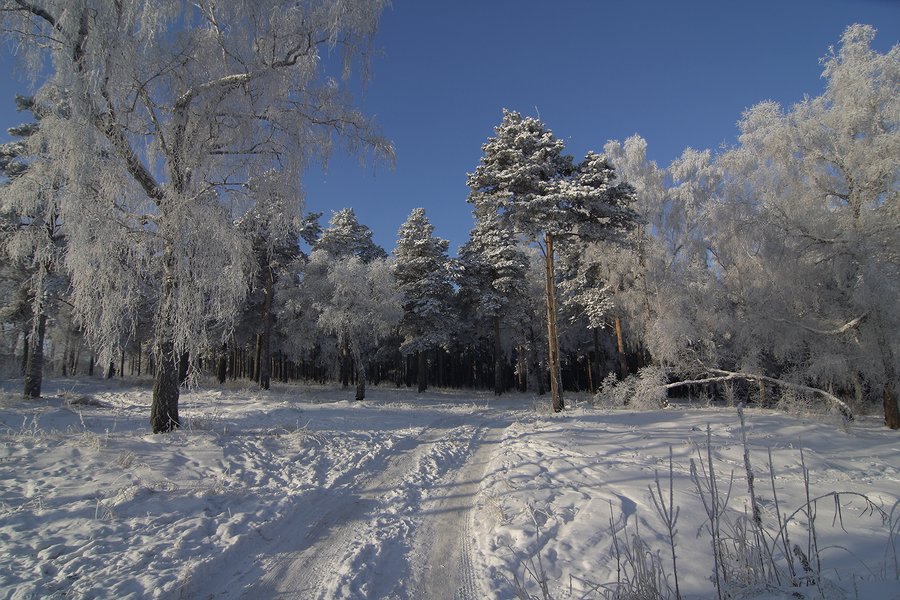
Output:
[[458, 213, 528, 395], [316, 208, 388, 263], [468, 110, 637, 411], [393, 208, 455, 392]]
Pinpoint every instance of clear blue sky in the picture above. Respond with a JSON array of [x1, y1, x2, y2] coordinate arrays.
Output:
[[2, 1, 898, 255]]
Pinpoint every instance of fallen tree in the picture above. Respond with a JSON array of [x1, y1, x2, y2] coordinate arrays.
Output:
[[661, 368, 854, 422]]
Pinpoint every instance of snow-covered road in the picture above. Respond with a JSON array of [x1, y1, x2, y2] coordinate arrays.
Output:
[[184, 410, 509, 600], [3, 379, 897, 600]]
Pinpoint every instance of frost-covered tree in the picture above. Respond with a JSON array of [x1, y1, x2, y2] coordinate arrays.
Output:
[[713, 24, 899, 427], [393, 208, 455, 393], [237, 171, 306, 390], [602, 137, 719, 375], [0, 94, 67, 398], [316, 208, 388, 263], [309, 208, 387, 387], [1, 1, 391, 432], [468, 110, 637, 411], [310, 251, 400, 400], [457, 213, 528, 395]]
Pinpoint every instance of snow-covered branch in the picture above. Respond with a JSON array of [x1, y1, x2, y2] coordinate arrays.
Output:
[[771, 313, 868, 337]]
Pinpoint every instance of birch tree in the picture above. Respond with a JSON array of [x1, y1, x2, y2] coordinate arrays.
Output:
[[1, 0, 391, 432], [310, 207, 386, 387], [311, 251, 400, 400], [716, 24, 899, 427]]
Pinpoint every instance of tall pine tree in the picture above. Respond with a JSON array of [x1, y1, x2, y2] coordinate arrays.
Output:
[[468, 110, 637, 411], [393, 208, 455, 392]]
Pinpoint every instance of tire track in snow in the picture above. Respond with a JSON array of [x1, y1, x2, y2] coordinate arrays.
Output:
[[409, 418, 506, 600]]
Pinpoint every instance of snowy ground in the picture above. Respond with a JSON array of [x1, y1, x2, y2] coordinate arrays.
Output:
[[0, 378, 897, 600]]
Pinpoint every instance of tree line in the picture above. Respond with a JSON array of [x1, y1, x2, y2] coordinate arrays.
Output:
[[0, 5, 896, 429]]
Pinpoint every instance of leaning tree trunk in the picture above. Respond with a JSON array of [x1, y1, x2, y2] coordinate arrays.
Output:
[[883, 387, 899, 430], [23, 311, 47, 399], [493, 314, 503, 396], [544, 232, 563, 412], [150, 253, 181, 433]]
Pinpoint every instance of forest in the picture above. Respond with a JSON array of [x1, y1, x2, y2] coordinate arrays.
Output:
[[0, 2, 897, 432]]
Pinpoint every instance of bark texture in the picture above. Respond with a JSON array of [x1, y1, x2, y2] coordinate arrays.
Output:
[[150, 340, 181, 433]]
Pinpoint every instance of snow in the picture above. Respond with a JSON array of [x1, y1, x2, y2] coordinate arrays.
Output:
[[1, 378, 897, 599]]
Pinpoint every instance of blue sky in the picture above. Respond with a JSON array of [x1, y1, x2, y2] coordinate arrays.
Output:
[[2, 1, 898, 255]]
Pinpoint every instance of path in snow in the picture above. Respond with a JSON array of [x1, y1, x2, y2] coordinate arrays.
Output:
[[190, 410, 507, 600], [406, 417, 503, 600]]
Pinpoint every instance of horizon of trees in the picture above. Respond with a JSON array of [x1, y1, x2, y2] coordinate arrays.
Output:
[[1, 17, 897, 429]]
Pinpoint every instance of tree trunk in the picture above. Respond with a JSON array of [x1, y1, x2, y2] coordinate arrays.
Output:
[[23, 312, 47, 399], [614, 315, 628, 378], [20, 332, 28, 376], [592, 327, 602, 391], [151, 338, 181, 433], [544, 233, 563, 412], [150, 252, 181, 433], [61, 334, 70, 377], [354, 351, 367, 401], [258, 270, 272, 390], [72, 343, 80, 376], [883, 387, 899, 430], [178, 351, 189, 385], [585, 357, 593, 394], [493, 314, 503, 396], [106, 361, 115, 379], [417, 350, 427, 393], [256, 265, 275, 390], [341, 343, 351, 388], [253, 334, 262, 383], [875, 323, 900, 429], [217, 344, 227, 384], [438, 349, 447, 388]]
